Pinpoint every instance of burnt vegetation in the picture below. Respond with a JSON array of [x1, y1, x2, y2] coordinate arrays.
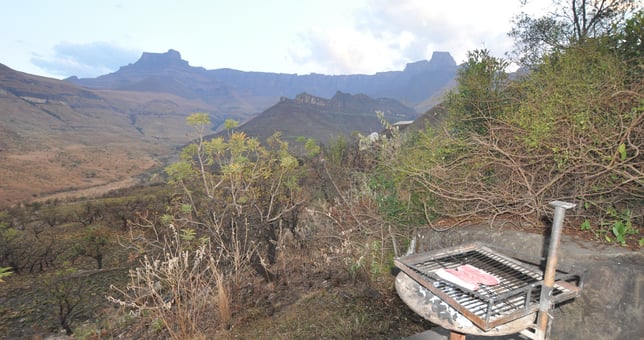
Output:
[[1, 1, 642, 338]]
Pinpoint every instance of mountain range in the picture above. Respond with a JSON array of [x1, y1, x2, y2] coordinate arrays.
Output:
[[67, 49, 457, 116], [0, 50, 458, 205]]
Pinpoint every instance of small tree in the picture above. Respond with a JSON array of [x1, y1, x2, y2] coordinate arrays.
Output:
[[109, 113, 305, 338], [72, 224, 110, 269], [44, 269, 85, 335], [510, 0, 640, 66], [447, 49, 510, 135], [164, 113, 305, 283]]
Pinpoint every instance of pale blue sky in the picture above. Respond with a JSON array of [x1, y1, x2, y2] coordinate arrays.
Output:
[[1, 0, 549, 79]]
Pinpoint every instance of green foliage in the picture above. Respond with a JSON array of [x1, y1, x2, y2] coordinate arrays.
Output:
[[606, 208, 638, 247], [304, 137, 321, 158], [224, 118, 239, 130], [160, 214, 173, 225], [325, 135, 350, 165], [447, 49, 510, 135], [617, 143, 627, 161], [72, 224, 110, 269], [611, 9, 644, 81], [186, 112, 211, 127], [580, 219, 592, 232], [0, 266, 11, 283], [376, 14, 642, 236], [368, 172, 422, 225], [162, 113, 306, 282], [180, 228, 196, 242], [180, 203, 192, 214], [509, 0, 640, 66], [580, 203, 640, 246], [506, 42, 629, 149], [370, 123, 471, 226]]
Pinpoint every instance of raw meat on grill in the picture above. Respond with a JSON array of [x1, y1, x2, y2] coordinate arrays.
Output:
[[434, 264, 499, 290], [454, 264, 500, 285], [435, 268, 479, 290]]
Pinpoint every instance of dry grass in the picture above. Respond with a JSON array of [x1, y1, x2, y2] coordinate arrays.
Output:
[[225, 283, 433, 340], [0, 143, 163, 205]]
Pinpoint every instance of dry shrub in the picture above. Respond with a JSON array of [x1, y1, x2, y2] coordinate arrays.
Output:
[[301, 159, 415, 289], [108, 226, 231, 339]]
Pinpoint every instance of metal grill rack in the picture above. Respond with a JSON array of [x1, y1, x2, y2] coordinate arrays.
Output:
[[394, 242, 583, 331]]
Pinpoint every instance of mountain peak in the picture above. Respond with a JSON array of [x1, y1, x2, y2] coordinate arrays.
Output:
[[403, 51, 456, 73], [130, 49, 190, 71], [428, 51, 456, 68]]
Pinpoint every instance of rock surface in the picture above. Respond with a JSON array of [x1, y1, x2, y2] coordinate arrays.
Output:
[[407, 225, 643, 340]]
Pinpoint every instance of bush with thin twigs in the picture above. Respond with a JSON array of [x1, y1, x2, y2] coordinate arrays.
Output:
[[108, 225, 231, 339], [43, 268, 86, 336], [386, 44, 642, 243], [304, 144, 415, 288]]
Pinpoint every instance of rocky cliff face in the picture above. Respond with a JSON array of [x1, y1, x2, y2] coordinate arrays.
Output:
[[207, 51, 458, 106], [287, 91, 415, 116], [133, 49, 191, 71], [294, 92, 329, 106]]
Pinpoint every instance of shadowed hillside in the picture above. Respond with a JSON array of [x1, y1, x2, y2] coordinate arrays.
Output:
[[227, 91, 418, 145], [0, 64, 218, 205]]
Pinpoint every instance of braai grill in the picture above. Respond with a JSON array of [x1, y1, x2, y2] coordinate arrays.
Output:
[[394, 242, 583, 331]]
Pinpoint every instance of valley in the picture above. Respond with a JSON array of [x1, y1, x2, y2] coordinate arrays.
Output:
[[0, 49, 455, 206], [2, 12, 641, 336]]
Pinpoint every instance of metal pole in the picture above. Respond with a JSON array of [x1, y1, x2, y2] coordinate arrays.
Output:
[[535, 200, 576, 340]]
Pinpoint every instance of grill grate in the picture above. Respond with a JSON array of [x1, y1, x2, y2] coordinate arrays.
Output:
[[395, 242, 583, 330]]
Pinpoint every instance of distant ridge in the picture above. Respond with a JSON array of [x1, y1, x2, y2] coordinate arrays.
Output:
[[226, 91, 417, 146], [67, 49, 458, 114]]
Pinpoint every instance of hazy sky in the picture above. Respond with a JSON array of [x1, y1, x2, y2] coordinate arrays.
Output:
[[1, 0, 550, 79]]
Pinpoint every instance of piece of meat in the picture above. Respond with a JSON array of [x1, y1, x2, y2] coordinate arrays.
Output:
[[435, 268, 480, 291], [436, 264, 500, 290], [458, 264, 500, 286], [445, 266, 480, 288]]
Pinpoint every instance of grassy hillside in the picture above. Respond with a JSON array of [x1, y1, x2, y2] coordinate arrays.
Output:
[[0, 65, 221, 205]]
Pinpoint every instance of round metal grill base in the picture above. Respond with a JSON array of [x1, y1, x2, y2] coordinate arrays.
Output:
[[396, 272, 535, 336]]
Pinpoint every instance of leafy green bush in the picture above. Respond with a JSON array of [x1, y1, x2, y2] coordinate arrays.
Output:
[[381, 39, 642, 240], [164, 113, 306, 282]]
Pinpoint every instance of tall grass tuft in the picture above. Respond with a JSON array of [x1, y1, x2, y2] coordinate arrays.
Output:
[[108, 226, 232, 339]]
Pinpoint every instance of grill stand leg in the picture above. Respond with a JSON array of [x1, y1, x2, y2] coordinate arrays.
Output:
[[535, 201, 575, 340], [449, 331, 466, 340]]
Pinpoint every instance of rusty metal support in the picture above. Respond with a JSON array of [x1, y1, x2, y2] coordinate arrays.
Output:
[[449, 331, 467, 340], [535, 200, 576, 340]]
